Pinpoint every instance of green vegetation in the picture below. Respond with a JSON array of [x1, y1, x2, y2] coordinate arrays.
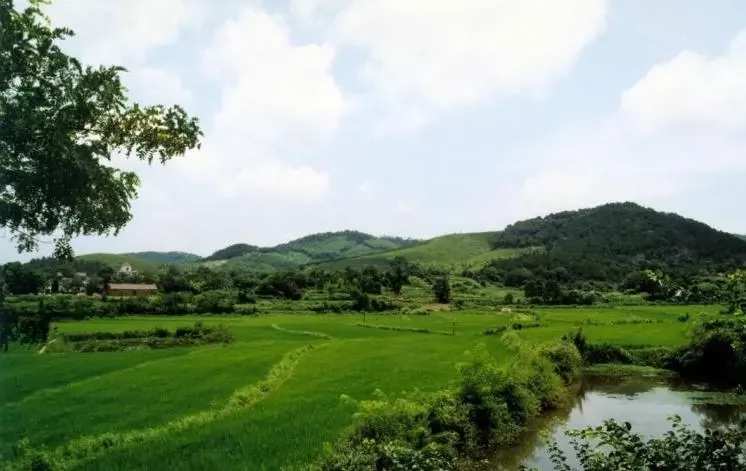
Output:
[[125, 252, 202, 265], [76, 254, 161, 273], [203, 231, 417, 271], [0, 0, 201, 257], [541, 416, 746, 471], [6, 2, 743, 468], [316, 232, 534, 271], [483, 202, 746, 286], [2, 303, 743, 470]]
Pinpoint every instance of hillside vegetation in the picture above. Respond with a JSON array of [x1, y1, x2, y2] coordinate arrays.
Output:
[[203, 231, 417, 271], [483, 202, 746, 284], [76, 254, 161, 272], [315, 232, 536, 270], [125, 252, 201, 264]]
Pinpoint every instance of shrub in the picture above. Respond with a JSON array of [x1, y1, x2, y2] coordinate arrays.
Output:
[[64, 322, 233, 352], [432, 277, 452, 304], [539, 341, 582, 383], [236, 290, 256, 304], [668, 319, 746, 387], [314, 341, 572, 470], [193, 290, 235, 314], [483, 326, 508, 336], [561, 329, 588, 357], [544, 416, 746, 471], [629, 347, 673, 368], [503, 293, 515, 305], [583, 343, 633, 365], [156, 292, 192, 315]]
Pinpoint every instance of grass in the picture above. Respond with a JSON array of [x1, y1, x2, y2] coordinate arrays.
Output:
[[0, 304, 726, 469], [315, 232, 538, 271]]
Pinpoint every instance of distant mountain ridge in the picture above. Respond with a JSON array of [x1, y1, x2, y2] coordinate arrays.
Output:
[[23, 203, 744, 277], [202, 230, 419, 271], [125, 251, 201, 264]]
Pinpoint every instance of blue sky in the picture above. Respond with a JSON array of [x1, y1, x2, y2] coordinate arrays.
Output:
[[3, 0, 746, 261]]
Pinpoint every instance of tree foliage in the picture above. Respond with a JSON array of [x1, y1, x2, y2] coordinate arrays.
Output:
[[433, 276, 452, 304], [487, 203, 746, 286], [0, 0, 202, 256], [542, 416, 746, 471]]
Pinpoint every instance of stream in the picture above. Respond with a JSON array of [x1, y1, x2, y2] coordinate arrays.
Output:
[[492, 373, 746, 470]]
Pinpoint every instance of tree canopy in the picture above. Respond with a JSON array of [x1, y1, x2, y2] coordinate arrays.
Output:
[[0, 0, 202, 258]]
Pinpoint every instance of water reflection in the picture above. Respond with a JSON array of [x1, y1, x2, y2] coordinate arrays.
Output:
[[491, 374, 746, 470]]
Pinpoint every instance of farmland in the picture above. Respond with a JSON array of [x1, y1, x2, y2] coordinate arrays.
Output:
[[0, 303, 728, 470]]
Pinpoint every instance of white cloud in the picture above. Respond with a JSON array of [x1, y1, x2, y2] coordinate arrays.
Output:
[[44, 0, 203, 67], [517, 30, 746, 214], [621, 30, 746, 135], [357, 182, 376, 201], [304, 0, 608, 132], [126, 68, 193, 107], [204, 7, 346, 146], [229, 160, 330, 202], [169, 5, 346, 204]]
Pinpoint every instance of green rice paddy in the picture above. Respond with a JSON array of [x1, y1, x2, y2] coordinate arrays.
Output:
[[0, 304, 719, 470]]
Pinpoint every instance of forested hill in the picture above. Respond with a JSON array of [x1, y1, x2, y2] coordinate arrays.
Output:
[[483, 202, 746, 283], [125, 251, 201, 264], [202, 231, 418, 270]]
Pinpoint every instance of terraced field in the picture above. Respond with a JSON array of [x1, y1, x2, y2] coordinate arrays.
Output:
[[0, 305, 720, 470]]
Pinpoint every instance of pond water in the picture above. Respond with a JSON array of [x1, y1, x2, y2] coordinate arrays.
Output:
[[492, 374, 746, 470]]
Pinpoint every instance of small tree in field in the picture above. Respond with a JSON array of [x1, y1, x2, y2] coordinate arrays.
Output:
[[0, 0, 203, 351], [433, 276, 451, 304]]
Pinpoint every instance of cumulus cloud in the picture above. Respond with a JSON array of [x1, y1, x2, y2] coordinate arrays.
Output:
[[621, 31, 746, 135], [126, 68, 193, 107], [44, 0, 203, 67], [168, 5, 347, 204], [517, 29, 746, 215], [204, 8, 345, 145], [297, 0, 608, 132]]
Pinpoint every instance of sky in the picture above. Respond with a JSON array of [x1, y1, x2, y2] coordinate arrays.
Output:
[[3, 0, 746, 261]]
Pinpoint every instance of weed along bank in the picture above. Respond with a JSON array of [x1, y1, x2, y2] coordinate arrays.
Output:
[[106, 283, 158, 297]]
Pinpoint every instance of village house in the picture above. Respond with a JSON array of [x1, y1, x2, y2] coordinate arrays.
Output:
[[118, 263, 137, 276], [107, 283, 158, 296]]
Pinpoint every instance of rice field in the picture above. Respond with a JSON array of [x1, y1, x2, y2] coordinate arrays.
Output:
[[0, 304, 719, 470]]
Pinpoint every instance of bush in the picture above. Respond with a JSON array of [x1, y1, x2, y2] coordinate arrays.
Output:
[[539, 341, 582, 383], [668, 319, 746, 387], [483, 326, 508, 336], [193, 290, 235, 314], [544, 416, 746, 471], [315, 341, 573, 470], [236, 290, 256, 304], [63, 322, 233, 352], [433, 277, 452, 304], [583, 343, 632, 365], [629, 347, 673, 369]]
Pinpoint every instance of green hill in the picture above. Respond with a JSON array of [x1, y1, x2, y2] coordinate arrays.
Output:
[[125, 251, 201, 264], [204, 231, 418, 271], [203, 244, 260, 262], [76, 253, 162, 272], [485, 202, 746, 282], [315, 232, 536, 271]]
